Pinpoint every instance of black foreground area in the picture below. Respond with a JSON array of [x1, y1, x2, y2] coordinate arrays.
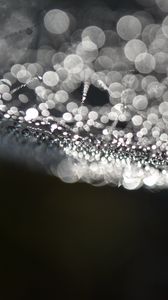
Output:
[[0, 160, 168, 299]]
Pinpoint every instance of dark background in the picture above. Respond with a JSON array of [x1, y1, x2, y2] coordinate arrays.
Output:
[[1, 162, 168, 299], [0, 0, 168, 299]]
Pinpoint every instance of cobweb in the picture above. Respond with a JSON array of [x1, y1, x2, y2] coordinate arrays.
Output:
[[1, 0, 168, 190]]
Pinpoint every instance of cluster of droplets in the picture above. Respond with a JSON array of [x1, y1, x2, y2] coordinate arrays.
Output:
[[1, 5, 168, 189]]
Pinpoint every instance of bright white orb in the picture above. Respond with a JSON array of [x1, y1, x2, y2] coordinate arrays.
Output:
[[44, 9, 70, 34]]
